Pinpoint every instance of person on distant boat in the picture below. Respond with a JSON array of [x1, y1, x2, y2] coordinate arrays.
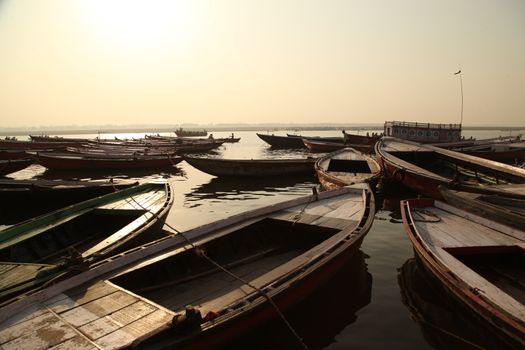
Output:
[[342, 130, 349, 144], [208, 134, 214, 139], [231, 133, 235, 139]]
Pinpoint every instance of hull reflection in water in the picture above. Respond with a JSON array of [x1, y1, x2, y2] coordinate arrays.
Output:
[[185, 175, 318, 203], [227, 251, 372, 350], [399, 258, 519, 350]]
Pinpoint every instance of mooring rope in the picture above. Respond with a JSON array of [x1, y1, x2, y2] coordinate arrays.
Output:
[[122, 187, 310, 350]]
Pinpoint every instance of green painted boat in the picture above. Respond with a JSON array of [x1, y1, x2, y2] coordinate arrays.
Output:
[[0, 180, 173, 305]]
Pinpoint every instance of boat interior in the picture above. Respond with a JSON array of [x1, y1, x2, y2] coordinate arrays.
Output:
[[0, 208, 159, 265], [390, 151, 525, 185], [111, 217, 339, 316], [326, 159, 372, 174], [444, 246, 525, 305]]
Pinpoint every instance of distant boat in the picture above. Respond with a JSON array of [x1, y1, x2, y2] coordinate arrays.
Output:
[[383, 120, 462, 143], [375, 137, 525, 199], [29, 135, 91, 143], [174, 128, 207, 137], [315, 148, 381, 190], [256, 133, 306, 148], [37, 152, 183, 171], [0, 138, 83, 150], [184, 155, 317, 177], [0, 184, 375, 349], [0, 158, 34, 176], [401, 198, 525, 348]]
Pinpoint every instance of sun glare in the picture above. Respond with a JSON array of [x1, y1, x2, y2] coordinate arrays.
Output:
[[77, 0, 198, 54]]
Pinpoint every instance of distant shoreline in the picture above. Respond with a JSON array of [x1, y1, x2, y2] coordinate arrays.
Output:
[[0, 124, 524, 137]]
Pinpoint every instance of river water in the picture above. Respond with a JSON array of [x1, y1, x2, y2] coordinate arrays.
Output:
[[6, 128, 524, 349]]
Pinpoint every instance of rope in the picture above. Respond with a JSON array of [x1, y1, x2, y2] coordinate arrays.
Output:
[[120, 185, 309, 349]]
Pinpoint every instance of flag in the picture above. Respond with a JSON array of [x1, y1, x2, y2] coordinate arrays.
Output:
[[454, 70, 461, 75]]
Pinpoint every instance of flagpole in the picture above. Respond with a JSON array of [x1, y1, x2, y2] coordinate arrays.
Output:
[[454, 67, 463, 126]]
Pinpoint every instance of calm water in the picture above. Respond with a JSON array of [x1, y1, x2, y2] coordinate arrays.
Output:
[[7, 129, 524, 349]]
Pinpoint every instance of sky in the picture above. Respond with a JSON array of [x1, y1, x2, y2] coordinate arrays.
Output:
[[0, 0, 524, 128]]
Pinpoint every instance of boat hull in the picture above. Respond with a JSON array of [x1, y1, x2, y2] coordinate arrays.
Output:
[[184, 156, 316, 177], [37, 153, 182, 170], [401, 199, 525, 347]]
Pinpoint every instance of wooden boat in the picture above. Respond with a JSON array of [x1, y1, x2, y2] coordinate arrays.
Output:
[[0, 150, 34, 161], [256, 133, 306, 148], [0, 181, 173, 305], [398, 258, 518, 350], [315, 148, 381, 190], [302, 138, 345, 153], [0, 159, 34, 176], [342, 131, 381, 145], [401, 198, 525, 348], [452, 142, 525, 162], [438, 184, 525, 230], [0, 178, 138, 224], [175, 128, 207, 137], [37, 152, 183, 171], [184, 156, 317, 177], [384, 120, 462, 143], [0, 139, 82, 150], [375, 137, 525, 199], [0, 184, 374, 349], [29, 135, 91, 143]]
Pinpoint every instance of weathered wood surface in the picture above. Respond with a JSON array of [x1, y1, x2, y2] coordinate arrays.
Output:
[[407, 200, 525, 330], [0, 281, 174, 349], [0, 185, 372, 349]]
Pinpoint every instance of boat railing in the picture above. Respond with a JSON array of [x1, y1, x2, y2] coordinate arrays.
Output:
[[387, 121, 462, 130]]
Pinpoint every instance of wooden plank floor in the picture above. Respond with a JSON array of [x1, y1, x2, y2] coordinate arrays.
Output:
[[412, 206, 525, 324], [0, 281, 174, 350]]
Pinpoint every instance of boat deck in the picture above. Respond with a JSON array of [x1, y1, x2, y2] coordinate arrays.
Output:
[[0, 281, 174, 349], [410, 201, 525, 323]]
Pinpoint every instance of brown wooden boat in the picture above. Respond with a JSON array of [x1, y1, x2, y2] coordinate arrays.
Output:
[[453, 142, 525, 162], [0, 159, 34, 176], [257, 133, 306, 148], [401, 198, 525, 348], [184, 156, 317, 177], [438, 184, 525, 230], [375, 137, 525, 199], [315, 147, 381, 190], [0, 139, 82, 150], [37, 152, 183, 171], [0, 184, 374, 349]]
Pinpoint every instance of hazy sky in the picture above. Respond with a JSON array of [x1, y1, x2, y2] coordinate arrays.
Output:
[[0, 0, 524, 127]]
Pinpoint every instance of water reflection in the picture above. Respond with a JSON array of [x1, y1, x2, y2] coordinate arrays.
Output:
[[398, 258, 519, 350], [185, 174, 318, 204], [227, 251, 372, 350], [37, 167, 185, 182]]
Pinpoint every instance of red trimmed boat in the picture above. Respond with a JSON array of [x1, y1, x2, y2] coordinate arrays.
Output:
[[37, 152, 183, 171], [184, 156, 317, 177], [375, 137, 525, 199], [401, 198, 525, 348], [315, 148, 381, 190], [0, 184, 374, 349]]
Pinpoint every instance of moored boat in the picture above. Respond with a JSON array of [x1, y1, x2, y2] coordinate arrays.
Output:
[[37, 152, 183, 171], [0, 184, 374, 349], [256, 133, 306, 148], [0, 181, 173, 304], [184, 156, 317, 177], [401, 198, 525, 348], [0, 158, 34, 176], [315, 148, 381, 190], [375, 137, 525, 199], [438, 184, 525, 230], [0, 178, 138, 224], [175, 128, 207, 137]]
